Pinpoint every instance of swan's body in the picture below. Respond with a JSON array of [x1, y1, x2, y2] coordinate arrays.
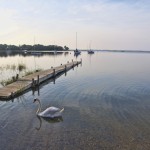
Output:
[[33, 98, 64, 118]]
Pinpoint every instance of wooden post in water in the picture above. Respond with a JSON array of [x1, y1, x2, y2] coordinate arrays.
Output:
[[65, 65, 67, 71], [37, 75, 39, 85], [37, 86, 40, 96], [80, 58, 82, 66], [32, 78, 35, 88], [11, 92, 14, 98], [16, 74, 19, 80], [12, 76, 15, 82], [53, 78, 55, 84], [32, 88, 35, 95], [53, 69, 55, 77], [65, 71, 67, 76]]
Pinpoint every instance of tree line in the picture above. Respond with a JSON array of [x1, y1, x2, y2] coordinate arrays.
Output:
[[0, 44, 69, 51]]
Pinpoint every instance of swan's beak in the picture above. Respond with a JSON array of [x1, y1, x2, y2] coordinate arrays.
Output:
[[33, 99, 36, 103]]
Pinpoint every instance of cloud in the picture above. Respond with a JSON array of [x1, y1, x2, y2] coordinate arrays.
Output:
[[0, 0, 150, 49]]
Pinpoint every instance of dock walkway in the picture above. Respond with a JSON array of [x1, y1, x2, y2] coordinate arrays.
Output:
[[0, 61, 81, 100]]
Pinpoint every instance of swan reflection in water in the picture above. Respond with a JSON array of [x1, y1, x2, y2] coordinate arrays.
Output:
[[35, 115, 63, 130]]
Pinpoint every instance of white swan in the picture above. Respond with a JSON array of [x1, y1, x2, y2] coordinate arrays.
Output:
[[33, 98, 64, 118]]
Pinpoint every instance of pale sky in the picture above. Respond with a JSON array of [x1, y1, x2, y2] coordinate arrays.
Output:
[[0, 0, 150, 50]]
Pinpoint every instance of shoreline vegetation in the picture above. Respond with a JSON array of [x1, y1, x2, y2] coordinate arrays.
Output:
[[0, 44, 69, 51], [0, 63, 42, 86], [0, 69, 40, 86]]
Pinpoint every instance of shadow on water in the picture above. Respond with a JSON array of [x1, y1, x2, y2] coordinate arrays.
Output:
[[35, 116, 63, 131]]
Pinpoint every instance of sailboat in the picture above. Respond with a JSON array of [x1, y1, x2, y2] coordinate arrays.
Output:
[[74, 32, 81, 55], [88, 41, 94, 54], [88, 50, 94, 54]]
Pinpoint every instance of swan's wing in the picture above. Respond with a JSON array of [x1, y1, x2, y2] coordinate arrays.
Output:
[[48, 106, 61, 112], [38, 106, 61, 117]]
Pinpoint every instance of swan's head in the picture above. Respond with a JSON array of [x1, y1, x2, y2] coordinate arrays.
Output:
[[33, 98, 42, 114], [33, 98, 40, 103]]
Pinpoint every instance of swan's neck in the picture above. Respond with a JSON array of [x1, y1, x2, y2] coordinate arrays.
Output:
[[36, 100, 42, 114]]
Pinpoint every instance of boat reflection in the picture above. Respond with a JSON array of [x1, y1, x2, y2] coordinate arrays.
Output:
[[74, 52, 81, 58]]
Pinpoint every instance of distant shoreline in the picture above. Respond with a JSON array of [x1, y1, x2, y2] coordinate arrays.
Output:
[[70, 49, 150, 53], [0, 49, 150, 54], [98, 50, 150, 53]]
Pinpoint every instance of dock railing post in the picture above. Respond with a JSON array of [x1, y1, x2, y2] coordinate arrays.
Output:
[[38, 86, 40, 96]]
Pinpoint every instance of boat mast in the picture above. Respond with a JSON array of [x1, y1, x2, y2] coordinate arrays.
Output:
[[33, 36, 36, 70], [34, 36, 35, 51], [89, 40, 92, 51], [76, 32, 77, 51]]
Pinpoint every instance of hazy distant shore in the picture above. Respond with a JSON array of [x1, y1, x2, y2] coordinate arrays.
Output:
[[0, 49, 150, 54], [99, 50, 150, 53], [71, 49, 150, 53]]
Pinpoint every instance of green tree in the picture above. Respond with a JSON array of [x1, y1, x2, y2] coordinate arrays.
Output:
[[64, 46, 69, 51]]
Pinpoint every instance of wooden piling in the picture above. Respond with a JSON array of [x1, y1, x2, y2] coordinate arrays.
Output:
[[65, 65, 67, 71], [37, 75, 39, 85], [11, 92, 14, 98], [16, 74, 19, 80], [53, 69, 55, 77], [12, 76, 15, 82], [32, 78, 35, 88]]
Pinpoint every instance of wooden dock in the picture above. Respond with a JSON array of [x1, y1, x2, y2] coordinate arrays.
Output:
[[0, 61, 81, 100]]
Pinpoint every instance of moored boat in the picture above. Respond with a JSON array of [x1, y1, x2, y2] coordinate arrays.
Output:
[[74, 32, 81, 55], [74, 49, 81, 55], [88, 50, 94, 54]]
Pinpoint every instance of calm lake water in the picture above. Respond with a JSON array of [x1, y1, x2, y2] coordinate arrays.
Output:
[[0, 51, 150, 150]]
